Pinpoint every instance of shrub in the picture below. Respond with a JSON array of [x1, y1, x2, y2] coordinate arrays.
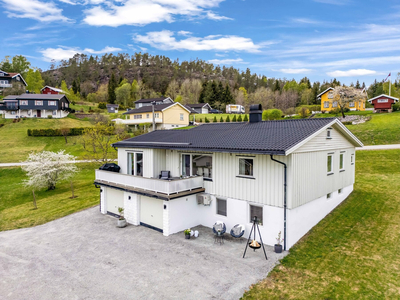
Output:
[[98, 102, 107, 109], [27, 127, 86, 137], [243, 114, 249, 122], [47, 115, 53, 119], [199, 118, 203, 123], [220, 116, 224, 122], [232, 115, 237, 122], [237, 115, 243, 122], [393, 103, 400, 112], [226, 115, 231, 122], [330, 108, 341, 115], [262, 109, 283, 121], [205, 117, 210, 123], [342, 121, 352, 125], [213, 116, 217, 122], [298, 107, 310, 118], [285, 107, 296, 116], [71, 101, 76, 105]]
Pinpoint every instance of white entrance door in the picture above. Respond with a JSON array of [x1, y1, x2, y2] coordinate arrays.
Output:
[[140, 196, 164, 231], [106, 188, 124, 215]]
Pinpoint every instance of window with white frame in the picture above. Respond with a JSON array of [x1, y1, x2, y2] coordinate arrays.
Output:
[[324, 101, 329, 108], [65, 103, 69, 108], [328, 92, 333, 99], [181, 154, 212, 178], [180, 113, 184, 121], [339, 152, 345, 171], [327, 153, 333, 174], [349, 102, 355, 107], [127, 152, 143, 176], [35, 100, 43, 106], [11, 111, 16, 115], [351, 153, 355, 165], [216, 198, 227, 216], [53, 111, 57, 115], [250, 205, 263, 225], [146, 113, 149, 118], [327, 129, 331, 139], [134, 114, 142, 119], [20, 100, 28, 105], [155, 113, 160, 118], [239, 158, 253, 177], [48, 101, 56, 106], [332, 101, 338, 108], [16, 76, 20, 81]]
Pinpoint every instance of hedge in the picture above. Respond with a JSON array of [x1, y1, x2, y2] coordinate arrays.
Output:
[[27, 127, 86, 137]]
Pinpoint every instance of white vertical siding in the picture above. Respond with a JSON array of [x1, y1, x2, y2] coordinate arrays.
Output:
[[152, 149, 166, 177], [118, 148, 155, 178]]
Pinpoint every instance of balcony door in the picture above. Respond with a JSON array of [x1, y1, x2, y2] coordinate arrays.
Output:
[[128, 152, 143, 176]]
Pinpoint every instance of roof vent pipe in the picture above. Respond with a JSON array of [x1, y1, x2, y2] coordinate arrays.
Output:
[[249, 104, 262, 123]]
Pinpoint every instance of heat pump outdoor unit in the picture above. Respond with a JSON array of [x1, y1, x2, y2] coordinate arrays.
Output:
[[197, 193, 212, 206]]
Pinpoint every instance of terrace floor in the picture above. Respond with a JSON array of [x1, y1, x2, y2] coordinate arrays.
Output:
[[0, 207, 287, 300]]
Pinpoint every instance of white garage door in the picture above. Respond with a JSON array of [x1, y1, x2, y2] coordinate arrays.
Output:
[[106, 188, 124, 215], [140, 196, 164, 231]]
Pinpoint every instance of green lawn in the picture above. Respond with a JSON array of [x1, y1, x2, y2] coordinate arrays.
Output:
[[242, 149, 400, 299], [190, 113, 249, 122], [0, 117, 92, 163], [0, 163, 101, 231]]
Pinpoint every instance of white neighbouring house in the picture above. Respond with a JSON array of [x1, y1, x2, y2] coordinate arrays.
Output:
[[94, 105, 363, 250]]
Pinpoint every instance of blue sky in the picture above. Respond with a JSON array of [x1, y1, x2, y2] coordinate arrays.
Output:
[[1, 0, 399, 85]]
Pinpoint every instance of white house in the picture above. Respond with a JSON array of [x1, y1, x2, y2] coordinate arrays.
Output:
[[185, 103, 212, 114], [134, 97, 174, 109], [94, 104, 363, 250]]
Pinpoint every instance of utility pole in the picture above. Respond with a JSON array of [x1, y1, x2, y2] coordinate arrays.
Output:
[[389, 72, 392, 96], [152, 101, 156, 131]]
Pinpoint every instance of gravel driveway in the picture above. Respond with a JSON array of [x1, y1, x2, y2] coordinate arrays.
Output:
[[0, 207, 286, 300]]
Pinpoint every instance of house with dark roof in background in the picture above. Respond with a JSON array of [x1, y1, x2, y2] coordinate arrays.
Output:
[[134, 96, 174, 109], [95, 104, 363, 250], [121, 102, 192, 129], [185, 103, 212, 114], [0, 70, 27, 93], [0, 93, 70, 119]]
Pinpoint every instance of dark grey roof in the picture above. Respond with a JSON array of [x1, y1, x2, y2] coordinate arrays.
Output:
[[106, 104, 119, 108], [135, 97, 170, 103], [184, 105, 198, 114], [6, 93, 69, 101], [113, 118, 338, 155], [123, 103, 174, 114], [3, 95, 18, 100], [186, 103, 210, 109]]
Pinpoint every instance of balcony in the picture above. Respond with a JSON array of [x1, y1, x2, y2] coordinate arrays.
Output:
[[121, 118, 163, 125], [95, 170, 204, 198], [0, 84, 12, 88]]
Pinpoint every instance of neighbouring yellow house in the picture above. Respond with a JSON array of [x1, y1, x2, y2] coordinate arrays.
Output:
[[122, 102, 192, 130], [318, 87, 366, 112]]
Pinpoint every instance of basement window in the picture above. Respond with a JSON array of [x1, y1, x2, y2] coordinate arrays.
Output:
[[338, 189, 342, 194], [250, 205, 263, 225], [216, 198, 227, 216], [327, 193, 331, 199]]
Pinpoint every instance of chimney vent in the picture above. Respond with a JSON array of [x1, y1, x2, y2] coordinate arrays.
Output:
[[249, 104, 262, 123]]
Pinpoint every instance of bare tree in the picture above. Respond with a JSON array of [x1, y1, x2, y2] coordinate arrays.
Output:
[[60, 128, 70, 144]]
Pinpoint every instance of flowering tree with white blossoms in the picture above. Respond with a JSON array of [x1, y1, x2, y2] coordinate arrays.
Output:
[[22, 150, 78, 191]]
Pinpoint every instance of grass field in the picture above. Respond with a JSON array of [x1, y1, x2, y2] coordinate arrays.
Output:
[[190, 113, 249, 122], [0, 117, 93, 163], [0, 163, 101, 231], [242, 149, 400, 299]]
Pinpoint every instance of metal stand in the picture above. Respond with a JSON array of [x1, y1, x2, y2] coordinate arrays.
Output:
[[243, 216, 268, 260]]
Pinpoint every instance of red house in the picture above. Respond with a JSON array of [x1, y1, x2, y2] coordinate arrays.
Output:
[[368, 94, 399, 113], [41, 86, 67, 95]]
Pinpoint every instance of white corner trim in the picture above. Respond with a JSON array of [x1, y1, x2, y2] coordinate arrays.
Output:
[[161, 102, 192, 114]]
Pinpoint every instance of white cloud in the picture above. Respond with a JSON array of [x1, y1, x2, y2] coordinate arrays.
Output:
[[134, 30, 262, 53], [178, 31, 192, 36], [326, 69, 376, 77], [40, 46, 122, 61], [83, 0, 229, 27], [2, 0, 70, 22], [208, 58, 245, 64], [279, 68, 312, 74], [291, 18, 320, 24]]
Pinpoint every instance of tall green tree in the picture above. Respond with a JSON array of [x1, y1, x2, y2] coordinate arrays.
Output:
[[25, 69, 44, 93], [115, 83, 132, 106], [222, 84, 234, 104], [198, 80, 208, 103], [108, 72, 117, 104], [131, 79, 139, 101], [72, 80, 78, 94]]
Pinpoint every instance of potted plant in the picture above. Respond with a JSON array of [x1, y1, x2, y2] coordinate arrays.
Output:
[[117, 207, 127, 228], [184, 228, 191, 239], [275, 231, 284, 253]]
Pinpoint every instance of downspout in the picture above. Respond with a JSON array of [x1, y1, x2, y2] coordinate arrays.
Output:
[[270, 155, 287, 251]]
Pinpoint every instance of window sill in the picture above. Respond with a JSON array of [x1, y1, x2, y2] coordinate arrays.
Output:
[[203, 178, 213, 182], [326, 137, 332, 140], [236, 175, 255, 180], [327, 172, 334, 176], [339, 169, 345, 172]]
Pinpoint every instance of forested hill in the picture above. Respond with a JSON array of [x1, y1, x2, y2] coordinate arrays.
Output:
[[40, 52, 391, 112]]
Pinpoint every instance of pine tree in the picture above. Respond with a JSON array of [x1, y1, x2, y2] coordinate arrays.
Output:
[[72, 80, 78, 94], [222, 84, 234, 104], [273, 80, 280, 91], [108, 72, 117, 104], [198, 80, 208, 103], [216, 81, 224, 102], [355, 80, 361, 89], [226, 115, 230, 122], [213, 116, 217, 122], [243, 114, 249, 122], [220, 116, 224, 122], [237, 115, 243, 122], [232, 115, 237, 122]]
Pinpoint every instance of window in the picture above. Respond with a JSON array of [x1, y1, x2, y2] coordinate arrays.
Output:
[[16, 76, 20, 81], [146, 114, 149, 118], [65, 103, 69, 108], [134, 114, 142, 119], [327, 153, 333, 174], [338, 189, 342, 194], [349, 102, 355, 107], [327, 130, 331, 139], [351, 153, 355, 165], [62, 102, 64, 108], [327, 193, 331, 199], [53, 111, 57, 115], [35, 101, 43, 106], [339, 152, 345, 171], [20, 100, 28, 105], [48, 101, 56, 106], [239, 158, 253, 177], [216, 198, 227, 216], [11, 111, 16, 115], [332, 101, 338, 108], [180, 113, 184, 121], [181, 154, 212, 178], [328, 92, 333, 99], [324, 101, 329, 108], [127, 152, 143, 176], [250, 205, 263, 225], [155, 113, 160, 118]]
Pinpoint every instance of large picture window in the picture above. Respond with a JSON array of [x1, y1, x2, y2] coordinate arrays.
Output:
[[128, 152, 143, 176], [239, 158, 253, 177], [181, 154, 212, 178], [250, 205, 263, 225]]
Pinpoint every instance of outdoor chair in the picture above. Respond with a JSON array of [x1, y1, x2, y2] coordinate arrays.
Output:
[[230, 224, 245, 243], [212, 221, 226, 235], [159, 170, 171, 180]]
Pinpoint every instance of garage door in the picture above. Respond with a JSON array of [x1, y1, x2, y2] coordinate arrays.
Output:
[[106, 188, 124, 216], [140, 196, 163, 232]]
